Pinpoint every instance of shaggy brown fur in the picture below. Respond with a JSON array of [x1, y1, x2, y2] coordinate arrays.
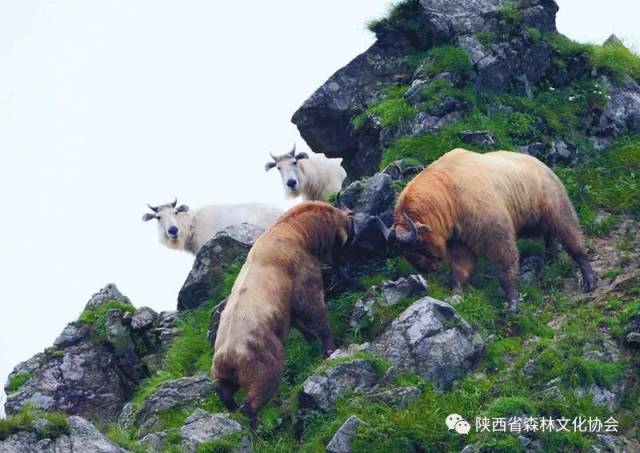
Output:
[[388, 148, 597, 311], [211, 202, 352, 426]]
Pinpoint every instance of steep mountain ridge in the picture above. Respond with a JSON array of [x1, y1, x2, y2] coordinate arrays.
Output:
[[3, 1, 640, 452]]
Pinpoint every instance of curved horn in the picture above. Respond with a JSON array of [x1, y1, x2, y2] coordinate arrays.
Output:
[[269, 152, 277, 161], [288, 144, 296, 157], [375, 216, 396, 242], [147, 203, 159, 213], [396, 212, 418, 245], [170, 198, 177, 208]]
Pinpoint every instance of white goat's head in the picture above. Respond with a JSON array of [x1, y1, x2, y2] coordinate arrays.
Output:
[[265, 144, 309, 197], [142, 198, 190, 249]]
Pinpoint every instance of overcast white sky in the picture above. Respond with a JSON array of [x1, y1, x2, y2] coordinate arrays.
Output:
[[1, 0, 638, 417]]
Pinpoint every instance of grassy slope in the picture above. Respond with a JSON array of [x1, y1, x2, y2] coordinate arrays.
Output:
[[4, 4, 640, 453]]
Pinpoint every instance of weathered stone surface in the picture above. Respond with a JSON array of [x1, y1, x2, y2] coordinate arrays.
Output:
[[84, 283, 131, 311], [351, 275, 428, 326], [365, 386, 422, 409], [366, 297, 484, 388], [131, 306, 158, 331], [596, 76, 640, 139], [135, 375, 216, 437], [4, 289, 138, 422], [178, 223, 263, 311], [0, 416, 128, 453], [181, 409, 242, 453], [517, 142, 546, 157], [460, 130, 496, 148], [592, 434, 640, 453], [299, 360, 379, 412], [326, 415, 364, 453]]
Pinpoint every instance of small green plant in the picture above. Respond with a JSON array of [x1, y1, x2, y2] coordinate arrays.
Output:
[[104, 425, 147, 453], [352, 85, 417, 130], [418, 46, 472, 78], [77, 299, 136, 342], [0, 408, 69, 441], [6, 371, 31, 393]]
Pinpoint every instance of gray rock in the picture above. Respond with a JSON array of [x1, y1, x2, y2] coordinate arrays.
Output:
[[365, 386, 422, 409], [575, 385, 619, 411], [593, 434, 640, 453], [181, 409, 242, 453], [5, 310, 133, 422], [549, 140, 575, 164], [299, 360, 379, 411], [603, 34, 625, 47], [381, 160, 424, 181], [351, 275, 428, 326], [596, 76, 640, 139], [340, 172, 394, 217], [135, 375, 216, 437], [117, 402, 135, 431], [292, 0, 558, 177], [460, 130, 496, 148], [140, 431, 172, 453], [520, 256, 544, 283], [326, 415, 364, 453], [178, 223, 264, 310], [53, 323, 91, 349], [0, 416, 127, 453], [365, 297, 483, 388], [131, 307, 158, 331], [292, 40, 413, 178], [84, 283, 131, 312], [626, 332, 640, 344], [517, 142, 546, 157]]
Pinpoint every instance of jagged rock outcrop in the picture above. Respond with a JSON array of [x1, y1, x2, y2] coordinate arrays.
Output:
[[292, 0, 559, 177], [0, 416, 127, 453], [133, 375, 216, 437], [326, 415, 365, 453], [180, 409, 242, 453], [351, 275, 428, 326], [366, 297, 484, 388], [178, 223, 264, 311], [4, 285, 176, 423], [299, 360, 380, 412]]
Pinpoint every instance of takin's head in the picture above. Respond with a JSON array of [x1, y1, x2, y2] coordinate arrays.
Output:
[[265, 144, 309, 197], [142, 198, 191, 250], [376, 212, 442, 273]]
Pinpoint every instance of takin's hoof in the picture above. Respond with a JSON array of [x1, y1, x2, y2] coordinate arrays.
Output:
[[583, 274, 598, 293]]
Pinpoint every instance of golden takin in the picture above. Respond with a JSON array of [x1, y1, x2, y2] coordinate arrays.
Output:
[[212, 201, 353, 426], [378, 148, 597, 311]]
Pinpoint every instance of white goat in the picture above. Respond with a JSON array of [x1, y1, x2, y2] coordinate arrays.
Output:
[[265, 145, 347, 201], [142, 199, 283, 255]]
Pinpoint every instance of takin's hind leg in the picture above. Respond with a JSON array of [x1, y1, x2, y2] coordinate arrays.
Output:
[[544, 233, 560, 262], [553, 200, 598, 292], [448, 242, 476, 294], [213, 378, 239, 412], [241, 365, 282, 429]]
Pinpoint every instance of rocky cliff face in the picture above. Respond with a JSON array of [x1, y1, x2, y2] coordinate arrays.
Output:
[[293, 0, 640, 178], [3, 1, 640, 452]]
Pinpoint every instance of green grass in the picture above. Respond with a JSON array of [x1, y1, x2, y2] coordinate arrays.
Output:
[[367, 0, 425, 43], [556, 135, 640, 225], [104, 425, 148, 453], [416, 45, 472, 78], [592, 41, 640, 82], [6, 371, 31, 393], [352, 85, 416, 130], [0, 407, 69, 441], [77, 299, 136, 342]]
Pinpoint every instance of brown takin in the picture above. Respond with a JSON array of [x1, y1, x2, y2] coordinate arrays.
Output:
[[212, 201, 353, 426], [377, 148, 597, 312]]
